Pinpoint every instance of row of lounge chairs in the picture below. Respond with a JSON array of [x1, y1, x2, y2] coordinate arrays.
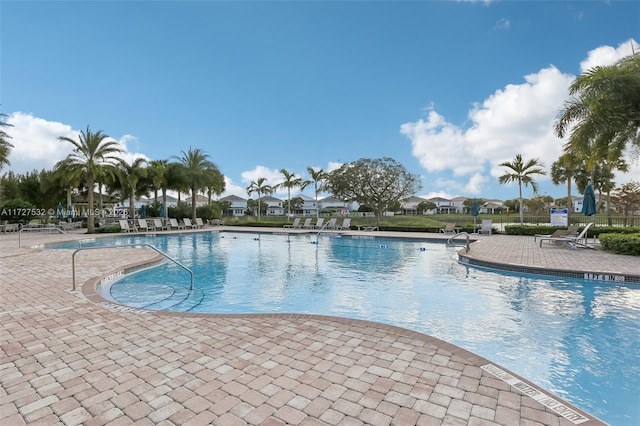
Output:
[[536, 222, 595, 249], [119, 218, 209, 233], [283, 217, 351, 230]]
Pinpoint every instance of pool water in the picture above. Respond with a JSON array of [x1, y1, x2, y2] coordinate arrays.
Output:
[[58, 232, 640, 425]]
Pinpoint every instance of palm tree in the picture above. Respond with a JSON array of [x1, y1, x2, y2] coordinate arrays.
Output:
[[555, 53, 640, 166], [175, 147, 217, 220], [550, 153, 579, 211], [246, 177, 272, 222], [275, 169, 303, 220], [203, 166, 225, 205], [57, 127, 122, 233], [0, 112, 13, 171], [498, 154, 546, 225], [303, 167, 328, 218], [117, 157, 148, 220]]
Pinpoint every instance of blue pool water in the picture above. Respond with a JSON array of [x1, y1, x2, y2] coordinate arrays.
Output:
[[55, 232, 640, 425]]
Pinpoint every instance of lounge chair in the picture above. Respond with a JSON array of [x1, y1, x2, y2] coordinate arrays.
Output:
[[209, 219, 224, 226], [440, 223, 458, 234], [336, 218, 351, 230], [137, 218, 155, 232], [153, 218, 168, 231], [313, 218, 325, 229], [539, 222, 595, 249], [119, 220, 136, 233], [478, 220, 493, 235], [534, 226, 578, 242], [195, 218, 206, 228], [301, 218, 313, 229], [324, 218, 337, 230], [283, 218, 301, 229], [169, 218, 185, 230], [183, 218, 197, 229]]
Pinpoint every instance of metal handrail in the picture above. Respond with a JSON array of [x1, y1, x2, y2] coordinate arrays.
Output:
[[447, 231, 470, 253], [71, 243, 194, 292], [19, 226, 83, 248]]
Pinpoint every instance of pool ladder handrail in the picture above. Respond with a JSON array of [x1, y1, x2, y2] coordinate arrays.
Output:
[[19, 226, 83, 248], [447, 231, 470, 253], [71, 243, 194, 292]]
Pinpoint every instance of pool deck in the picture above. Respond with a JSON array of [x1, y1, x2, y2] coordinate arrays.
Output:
[[3, 226, 636, 425]]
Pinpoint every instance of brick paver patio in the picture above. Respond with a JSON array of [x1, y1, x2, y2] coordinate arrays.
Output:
[[1, 228, 618, 425]]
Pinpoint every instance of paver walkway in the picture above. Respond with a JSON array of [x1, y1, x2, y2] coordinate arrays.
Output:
[[0, 229, 612, 425]]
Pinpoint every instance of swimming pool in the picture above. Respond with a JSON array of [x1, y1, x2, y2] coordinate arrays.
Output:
[[59, 232, 639, 425]]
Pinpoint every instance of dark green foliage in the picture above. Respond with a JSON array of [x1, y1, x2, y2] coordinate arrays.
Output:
[[95, 224, 121, 233], [599, 233, 640, 256], [0, 198, 36, 223]]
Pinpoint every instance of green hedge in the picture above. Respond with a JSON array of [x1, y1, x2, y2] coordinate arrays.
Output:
[[598, 233, 640, 256]]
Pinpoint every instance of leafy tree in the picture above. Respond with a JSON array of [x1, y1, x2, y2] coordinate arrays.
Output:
[[611, 181, 640, 219], [116, 157, 149, 219], [416, 200, 436, 214], [275, 169, 303, 220], [246, 177, 272, 221], [56, 127, 123, 233], [148, 159, 169, 204], [498, 154, 546, 225], [551, 153, 579, 210], [203, 166, 225, 206], [555, 53, 640, 162], [175, 148, 218, 220], [303, 167, 328, 219], [325, 157, 422, 226], [283, 196, 304, 214], [0, 112, 13, 171]]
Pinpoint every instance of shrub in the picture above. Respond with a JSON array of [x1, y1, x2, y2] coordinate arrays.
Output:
[[95, 225, 122, 233], [599, 233, 640, 256]]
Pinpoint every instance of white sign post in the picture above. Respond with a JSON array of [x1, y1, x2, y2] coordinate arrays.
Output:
[[550, 208, 568, 227]]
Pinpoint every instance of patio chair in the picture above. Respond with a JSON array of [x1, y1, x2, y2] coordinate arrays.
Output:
[[137, 218, 155, 232], [283, 217, 301, 228], [324, 218, 337, 230], [183, 218, 197, 229], [539, 222, 595, 249], [169, 218, 185, 230], [478, 220, 493, 235], [313, 218, 325, 229], [153, 218, 168, 231], [336, 218, 351, 230], [439, 223, 457, 234], [534, 226, 578, 242], [195, 218, 206, 228], [301, 218, 313, 229], [119, 219, 136, 233]]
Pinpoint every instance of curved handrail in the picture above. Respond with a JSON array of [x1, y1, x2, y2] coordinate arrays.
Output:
[[71, 243, 194, 292], [19, 226, 83, 248], [447, 231, 470, 253]]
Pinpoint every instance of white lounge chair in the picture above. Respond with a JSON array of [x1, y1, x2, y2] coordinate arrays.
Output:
[[313, 218, 325, 229], [440, 223, 457, 234], [534, 226, 578, 242], [119, 220, 136, 233], [539, 222, 595, 249], [195, 218, 206, 228], [153, 218, 168, 231], [183, 218, 197, 229], [169, 218, 185, 230], [283, 218, 301, 229], [336, 218, 351, 230], [478, 220, 493, 235], [324, 218, 337, 230], [301, 218, 313, 229], [137, 218, 155, 232]]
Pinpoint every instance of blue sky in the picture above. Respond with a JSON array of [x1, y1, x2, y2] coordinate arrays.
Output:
[[2, 0, 639, 201]]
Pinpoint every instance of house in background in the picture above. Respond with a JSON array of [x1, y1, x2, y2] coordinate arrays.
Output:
[[263, 196, 284, 216], [319, 196, 353, 215], [401, 196, 428, 215], [429, 197, 458, 214], [295, 194, 318, 216], [219, 195, 247, 217]]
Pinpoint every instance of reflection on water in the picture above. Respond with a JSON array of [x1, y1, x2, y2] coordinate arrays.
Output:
[[102, 232, 639, 425]]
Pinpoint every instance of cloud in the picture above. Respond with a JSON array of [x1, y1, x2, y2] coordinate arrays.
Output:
[[494, 18, 510, 30], [401, 40, 640, 197], [5, 112, 149, 173], [580, 38, 638, 72]]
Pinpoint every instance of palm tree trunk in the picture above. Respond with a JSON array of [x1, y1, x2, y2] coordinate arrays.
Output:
[[518, 181, 524, 225], [191, 187, 197, 220], [87, 176, 95, 234], [162, 187, 168, 221]]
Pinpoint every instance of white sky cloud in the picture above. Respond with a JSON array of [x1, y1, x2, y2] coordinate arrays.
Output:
[[402, 39, 640, 197]]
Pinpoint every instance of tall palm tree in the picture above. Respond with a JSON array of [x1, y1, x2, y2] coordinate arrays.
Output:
[[175, 147, 216, 220], [275, 169, 303, 220], [246, 177, 272, 222], [550, 153, 579, 211], [203, 166, 225, 205], [498, 154, 546, 225], [117, 157, 148, 220], [303, 167, 328, 218], [555, 53, 640, 165], [57, 127, 122, 233], [0, 112, 13, 171]]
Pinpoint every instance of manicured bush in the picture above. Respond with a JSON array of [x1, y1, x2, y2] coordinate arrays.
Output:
[[599, 233, 640, 256], [95, 225, 122, 233]]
